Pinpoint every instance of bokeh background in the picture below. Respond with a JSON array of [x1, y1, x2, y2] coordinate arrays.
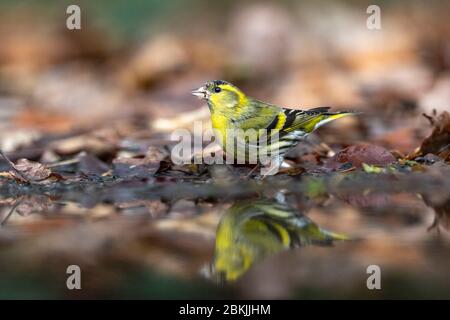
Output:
[[0, 0, 449, 299], [1, 0, 449, 137]]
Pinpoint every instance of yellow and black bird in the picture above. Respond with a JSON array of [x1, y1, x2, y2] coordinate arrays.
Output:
[[192, 80, 355, 175], [210, 197, 349, 282]]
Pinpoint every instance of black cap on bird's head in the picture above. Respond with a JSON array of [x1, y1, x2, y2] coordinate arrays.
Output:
[[191, 80, 232, 101]]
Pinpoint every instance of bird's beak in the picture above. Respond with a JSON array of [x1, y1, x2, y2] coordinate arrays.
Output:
[[191, 86, 209, 100]]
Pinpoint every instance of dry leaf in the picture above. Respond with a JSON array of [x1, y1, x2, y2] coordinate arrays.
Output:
[[325, 144, 396, 170], [418, 111, 450, 161], [12, 159, 51, 181]]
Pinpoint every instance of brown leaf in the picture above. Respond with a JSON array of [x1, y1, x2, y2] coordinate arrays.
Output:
[[418, 111, 450, 161], [112, 146, 168, 179], [325, 144, 396, 170], [12, 159, 52, 181], [77, 153, 110, 176], [144, 146, 169, 163]]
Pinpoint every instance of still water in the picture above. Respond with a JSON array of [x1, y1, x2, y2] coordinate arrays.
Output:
[[0, 168, 449, 299]]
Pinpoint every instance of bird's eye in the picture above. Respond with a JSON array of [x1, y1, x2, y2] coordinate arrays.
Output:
[[214, 87, 222, 93]]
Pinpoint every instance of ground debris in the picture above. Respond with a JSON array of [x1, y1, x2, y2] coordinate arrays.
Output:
[[325, 144, 396, 171], [0, 151, 55, 183], [416, 111, 450, 161], [112, 146, 168, 179]]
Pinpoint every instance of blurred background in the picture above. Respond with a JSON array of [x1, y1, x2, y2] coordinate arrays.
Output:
[[0, 0, 448, 138], [0, 0, 449, 299]]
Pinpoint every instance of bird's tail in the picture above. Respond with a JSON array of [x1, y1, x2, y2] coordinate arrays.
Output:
[[299, 107, 357, 133]]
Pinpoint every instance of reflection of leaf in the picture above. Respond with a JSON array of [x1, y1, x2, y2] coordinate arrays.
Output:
[[423, 193, 450, 232], [1, 195, 52, 226], [1, 198, 22, 226], [339, 192, 389, 208], [15, 195, 52, 217], [211, 198, 349, 282]]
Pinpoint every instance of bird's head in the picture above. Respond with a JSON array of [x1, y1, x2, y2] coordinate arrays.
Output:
[[191, 80, 247, 112]]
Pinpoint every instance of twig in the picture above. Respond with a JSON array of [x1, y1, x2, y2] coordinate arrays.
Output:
[[245, 164, 260, 179], [422, 112, 435, 126], [0, 150, 30, 183], [339, 166, 356, 174], [1, 197, 23, 227], [46, 158, 80, 168]]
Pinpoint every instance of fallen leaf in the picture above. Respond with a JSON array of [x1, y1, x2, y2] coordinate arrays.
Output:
[[77, 153, 110, 176], [418, 111, 450, 161], [325, 144, 396, 170], [112, 146, 168, 179], [13, 159, 51, 180], [362, 163, 383, 173]]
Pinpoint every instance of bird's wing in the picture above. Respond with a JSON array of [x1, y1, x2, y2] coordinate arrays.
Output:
[[279, 107, 354, 135]]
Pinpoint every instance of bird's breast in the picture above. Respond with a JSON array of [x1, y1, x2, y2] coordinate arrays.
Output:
[[210, 113, 230, 147]]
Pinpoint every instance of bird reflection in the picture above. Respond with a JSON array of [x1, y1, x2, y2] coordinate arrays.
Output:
[[209, 196, 350, 282]]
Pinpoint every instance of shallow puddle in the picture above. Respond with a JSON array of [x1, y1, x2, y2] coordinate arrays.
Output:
[[1, 167, 449, 299]]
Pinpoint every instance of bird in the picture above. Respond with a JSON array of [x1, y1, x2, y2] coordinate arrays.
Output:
[[192, 80, 356, 175], [209, 196, 350, 282]]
